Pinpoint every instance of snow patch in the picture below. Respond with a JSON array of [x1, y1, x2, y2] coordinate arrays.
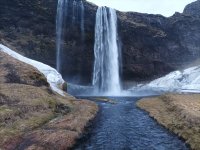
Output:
[[140, 66, 200, 93], [0, 44, 65, 96]]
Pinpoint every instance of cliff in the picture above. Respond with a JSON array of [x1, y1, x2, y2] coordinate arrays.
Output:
[[0, 0, 200, 84]]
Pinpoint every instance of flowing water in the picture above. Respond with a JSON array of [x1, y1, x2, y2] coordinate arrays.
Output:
[[72, 0, 78, 24], [56, 0, 68, 72], [56, 0, 85, 73], [80, 0, 85, 45], [58, 4, 188, 149], [93, 7, 121, 95], [75, 97, 188, 150]]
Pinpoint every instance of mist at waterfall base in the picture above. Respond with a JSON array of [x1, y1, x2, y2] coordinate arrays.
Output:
[[56, 2, 160, 96], [67, 7, 159, 97], [68, 7, 120, 96]]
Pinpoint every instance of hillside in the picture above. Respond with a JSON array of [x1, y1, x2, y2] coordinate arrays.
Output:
[[0, 50, 98, 149]]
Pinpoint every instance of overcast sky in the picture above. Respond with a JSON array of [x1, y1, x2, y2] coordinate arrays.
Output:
[[86, 0, 196, 17]]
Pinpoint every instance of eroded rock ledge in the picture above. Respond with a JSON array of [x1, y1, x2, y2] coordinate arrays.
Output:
[[137, 94, 200, 150], [0, 51, 98, 150]]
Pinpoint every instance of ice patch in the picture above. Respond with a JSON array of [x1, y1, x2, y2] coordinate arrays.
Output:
[[140, 66, 200, 93]]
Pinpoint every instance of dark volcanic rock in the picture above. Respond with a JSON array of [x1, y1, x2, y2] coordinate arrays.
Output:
[[0, 0, 200, 84], [0, 0, 57, 67], [183, 0, 200, 18], [118, 8, 200, 81]]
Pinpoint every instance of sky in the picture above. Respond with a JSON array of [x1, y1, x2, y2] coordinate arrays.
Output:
[[86, 0, 196, 17]]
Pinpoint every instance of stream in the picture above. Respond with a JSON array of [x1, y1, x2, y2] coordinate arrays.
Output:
[[75, 97, 188, 150]]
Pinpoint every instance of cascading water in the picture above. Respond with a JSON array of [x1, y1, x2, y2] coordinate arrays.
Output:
[[72, 0, 77, 24], [80, 0, 85, 44], [56, 0, 68, 72], [93, 7, 121, 94], [56, 0, 85, 73]]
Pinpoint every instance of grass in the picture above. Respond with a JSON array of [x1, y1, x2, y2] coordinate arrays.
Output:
[[0, 83, 75, 148], [0, 51, 98, 149], [137, 94, 200, 150], [13, 112, 55, 131]]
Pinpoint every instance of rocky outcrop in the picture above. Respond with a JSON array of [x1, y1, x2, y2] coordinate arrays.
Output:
[[183, 0, 200, 17], [118, 7, 200, 81], [0, 0, 57, 66], [0, 0, 200, 84]]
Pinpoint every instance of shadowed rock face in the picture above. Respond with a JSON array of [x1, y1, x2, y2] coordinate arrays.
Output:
[[118, 9, 200, 81], [0, 0, 200, 84], [183, 0, 200, 18]]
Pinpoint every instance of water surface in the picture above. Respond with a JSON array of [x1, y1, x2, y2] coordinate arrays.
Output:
[[75, 97, 188, 150]]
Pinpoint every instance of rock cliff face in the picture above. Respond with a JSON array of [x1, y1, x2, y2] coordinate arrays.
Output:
[[0, 0, 200, 84], [183, 0, 200, 17]]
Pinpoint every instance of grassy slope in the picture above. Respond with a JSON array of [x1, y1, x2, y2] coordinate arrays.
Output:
[[0, 51, 98, 149], [137, 94, 200, 150]]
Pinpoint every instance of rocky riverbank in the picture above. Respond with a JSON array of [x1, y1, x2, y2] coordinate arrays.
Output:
[[137, 94, 200, 150], [0, 51, 98, 149]]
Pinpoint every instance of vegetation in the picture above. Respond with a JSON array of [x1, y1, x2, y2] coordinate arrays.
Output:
[[137, 94, 200, 150], [0, 51, 98, 149]]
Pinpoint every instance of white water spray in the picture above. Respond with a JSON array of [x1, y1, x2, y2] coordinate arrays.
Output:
[[93, 7, 121, 94]]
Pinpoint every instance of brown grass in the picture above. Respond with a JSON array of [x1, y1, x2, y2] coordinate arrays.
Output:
[[137, 94, 200, 150], [0, 51, 98, 149]]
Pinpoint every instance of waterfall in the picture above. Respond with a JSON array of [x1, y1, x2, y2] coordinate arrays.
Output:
[[72, 0, 77, 24], [80, 0, 85, 45], [93, 7, 121, 94], [56, 0, 68, 72], [56, 0, 85, 73]]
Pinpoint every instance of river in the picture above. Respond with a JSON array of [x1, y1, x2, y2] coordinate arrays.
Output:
[[75, 97, 188, 150]]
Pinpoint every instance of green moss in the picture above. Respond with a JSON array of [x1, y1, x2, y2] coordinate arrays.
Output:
[[13, 113, 55, 131], [48, 99, 58, 110], [0, 106, 13, 113], [30, 98, 61, 113]]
